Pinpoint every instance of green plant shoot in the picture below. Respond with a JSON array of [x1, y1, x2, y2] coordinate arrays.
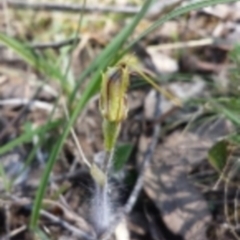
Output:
[[100, 64, 129, 152], [99, 60, 183, 152]]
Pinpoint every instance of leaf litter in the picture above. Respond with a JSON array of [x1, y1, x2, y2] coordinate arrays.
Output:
[[0, 1, 240, 240]]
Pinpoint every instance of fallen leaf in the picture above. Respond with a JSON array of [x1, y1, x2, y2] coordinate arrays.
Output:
[[139, 131, 213, 240]]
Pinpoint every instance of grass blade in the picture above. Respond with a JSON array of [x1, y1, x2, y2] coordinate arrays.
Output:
[[0, 120, 60, 155], [211, 100, 240, 126], [0, 33, 70, 94], [208, 140, 228, 172]]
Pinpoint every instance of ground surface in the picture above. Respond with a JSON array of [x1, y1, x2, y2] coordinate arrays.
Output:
[[0, 1, 240, 240]]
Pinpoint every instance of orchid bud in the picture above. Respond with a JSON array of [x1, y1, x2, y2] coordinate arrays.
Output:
[[99, 64, 129, 151], [100, 64, 129, 123]]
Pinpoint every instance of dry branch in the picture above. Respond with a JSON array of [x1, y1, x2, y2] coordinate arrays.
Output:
[[3, 0, 139, 14], [3, 0, 184, 20], [0, 37, 80, 50]]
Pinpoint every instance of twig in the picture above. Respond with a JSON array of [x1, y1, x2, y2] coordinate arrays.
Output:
[[147, 38, 233, 51], [4, 0, 139, 14], [1, 225, 27, 239], [62, 99, 91, 168], [42, 199, 92, 230], [40, 209, 95, 240], [9, 225, 27, 237], [101, 92, 161, 240], [0, 98, 55, 112], [50, 169, 87, 182], [4, 0, 186, 20], [29, 37, 80, 49], [0, 37, 80, 50], [8, 195, 96, 240]]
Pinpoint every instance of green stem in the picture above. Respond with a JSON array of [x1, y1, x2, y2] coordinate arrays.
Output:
[[103, 120, 120, 152]]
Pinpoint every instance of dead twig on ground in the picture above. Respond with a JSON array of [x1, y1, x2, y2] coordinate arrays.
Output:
[[3, 0, 185, 20], [3, 0, 139, 15], [147, 38, 233, 51], [40, 209, 96, 240], [0, 98, 55, 112], [0, 37, 80, 50], [1, 225, 27, 240], [5, 195, 96, 240]]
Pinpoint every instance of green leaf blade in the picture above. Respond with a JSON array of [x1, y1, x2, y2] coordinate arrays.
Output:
[[208, 140, 228, 172], [114, 143, 133, 171]]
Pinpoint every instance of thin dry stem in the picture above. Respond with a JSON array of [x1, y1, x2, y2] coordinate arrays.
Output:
[[40, 209, 95, 239], [62, 100, 91, 168], [5, 0, 139, 14]]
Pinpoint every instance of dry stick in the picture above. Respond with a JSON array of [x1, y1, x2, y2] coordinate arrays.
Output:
[[4, 0, 185, 19], [0, 98, 55, 112], [0, 37, 80, 50], [42, 199, 91, 230], [8, 195, 96, 240], [28, 37, 80, 50], [147, 38, 231, 51], [40, 210, 95, 240], [51, 168, 86, 182], [62, 100, 91, 168], [101, 92, 161, 240], [1, 225, 27, 240], [4, 0, 139, 14], [8, 225, 27, 238]]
